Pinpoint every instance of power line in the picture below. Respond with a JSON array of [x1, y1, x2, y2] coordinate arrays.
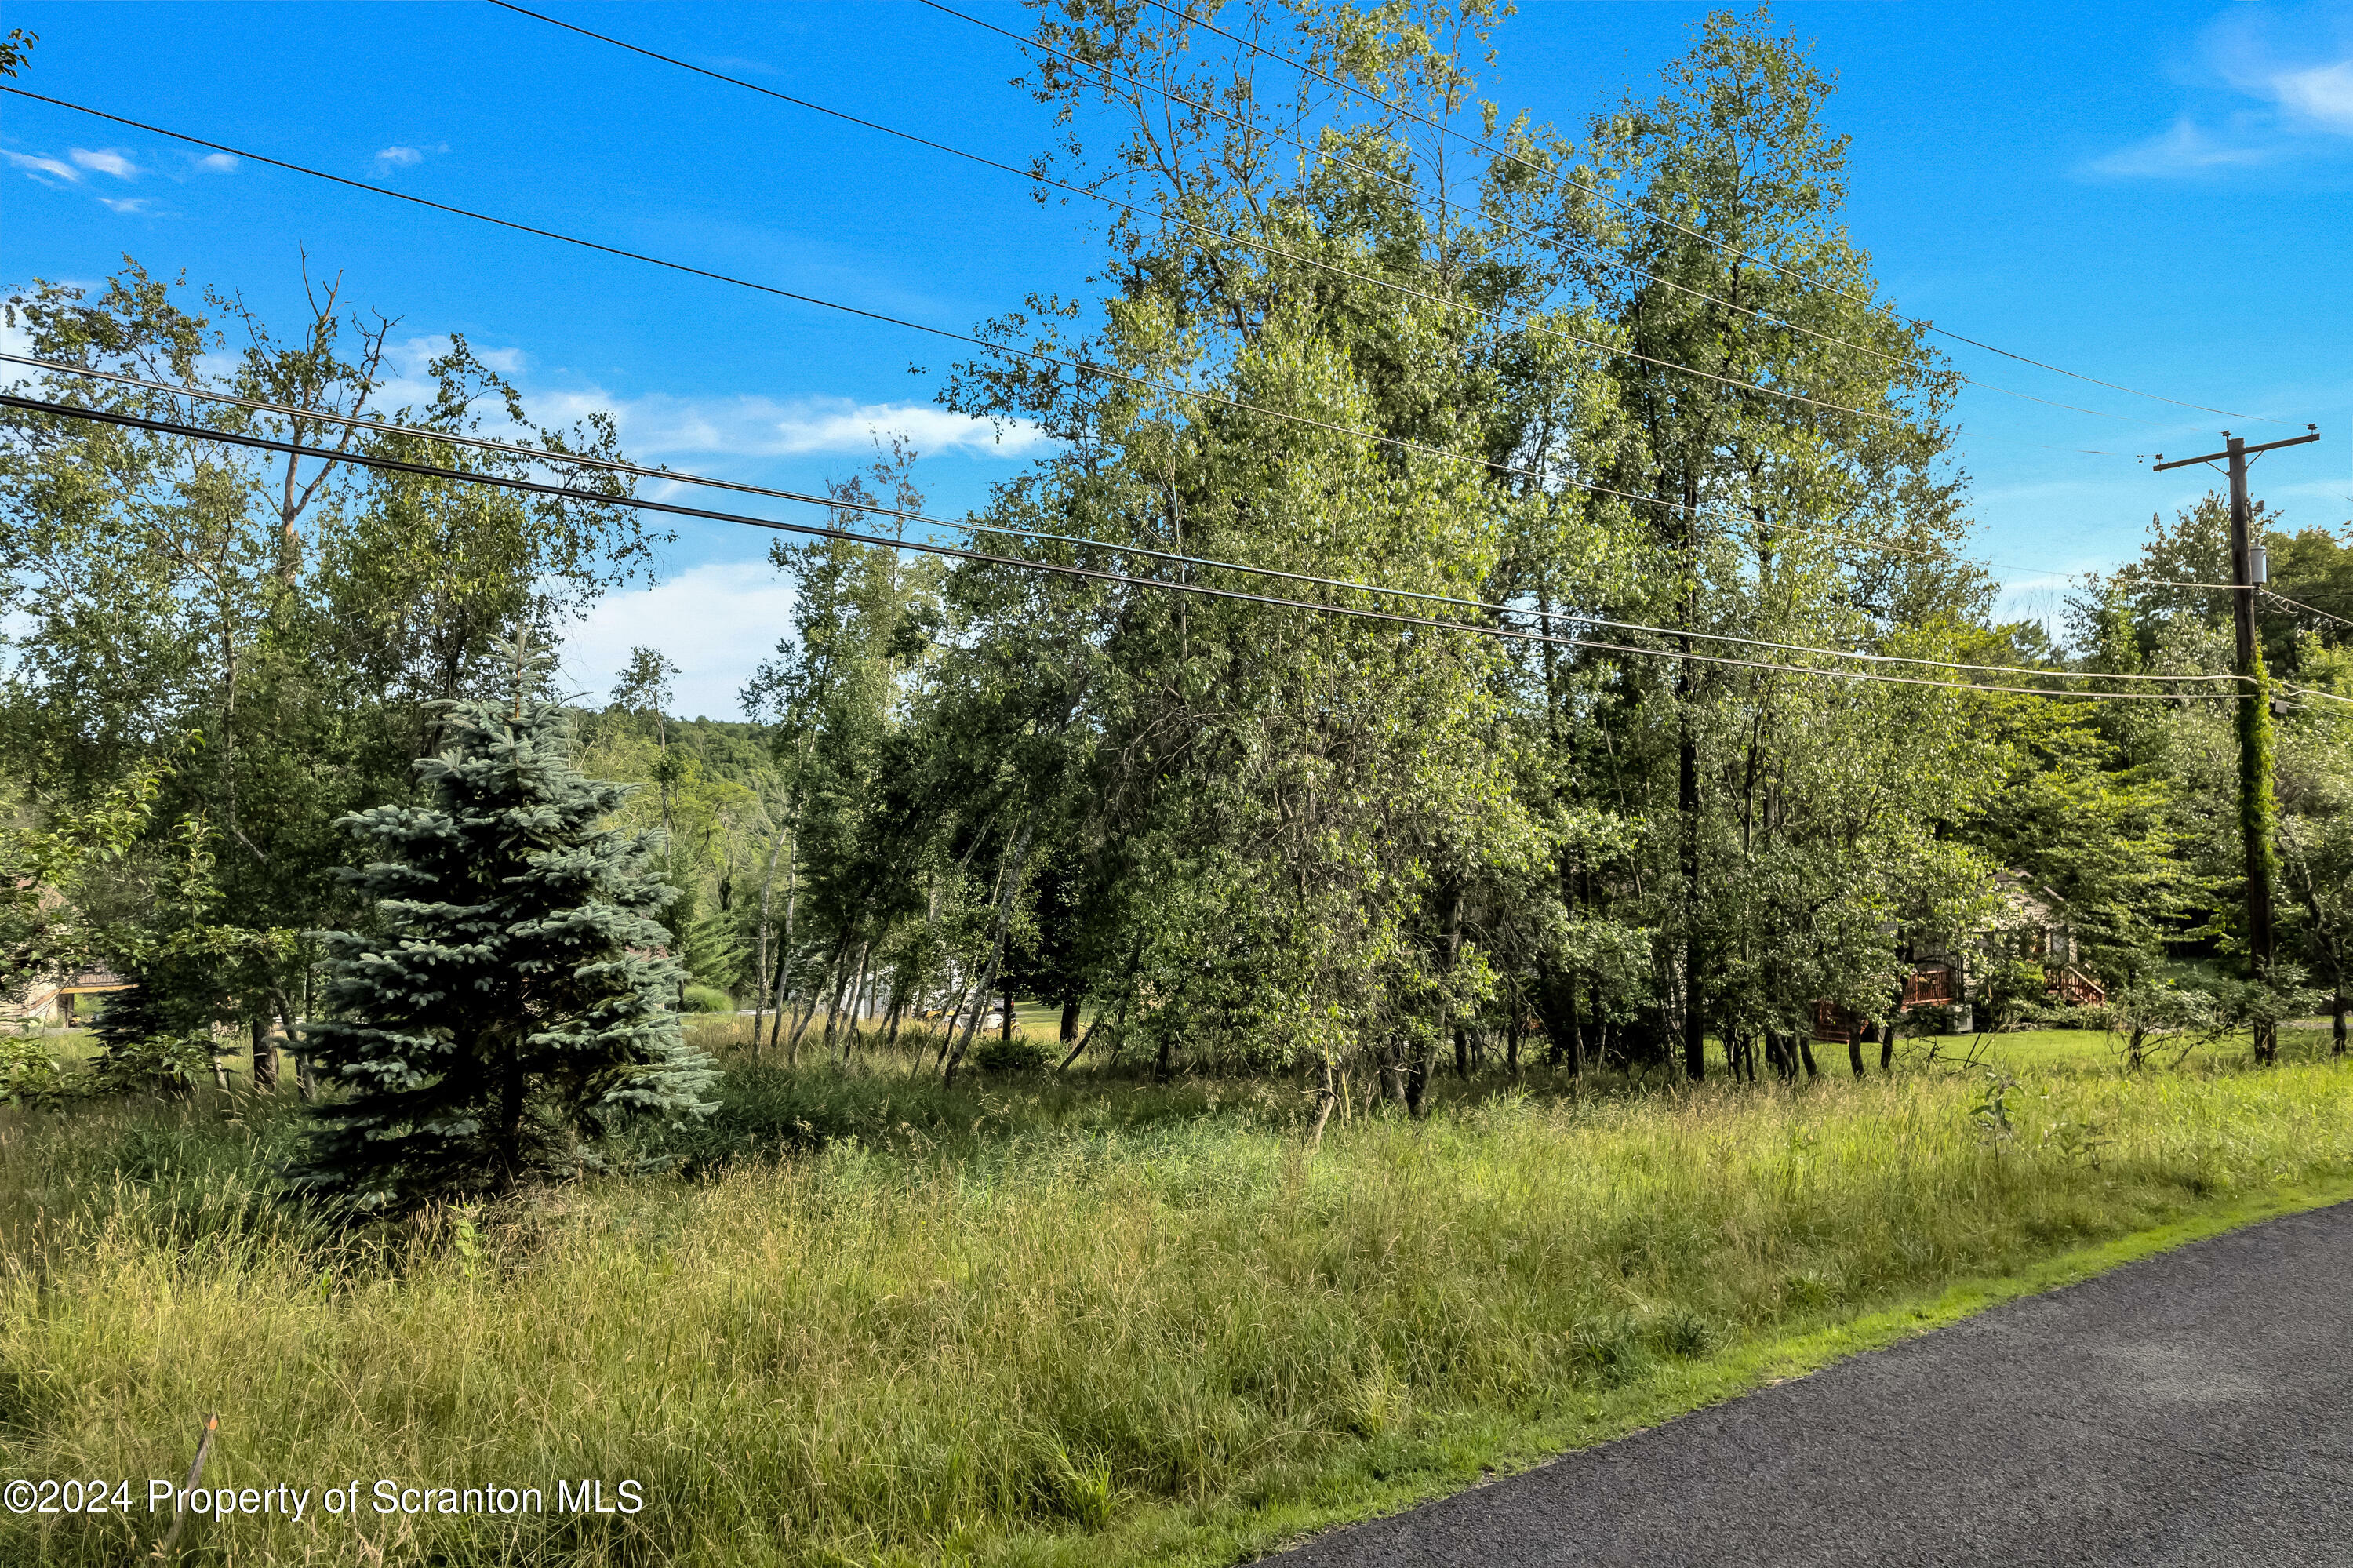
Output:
[[2102, 577, 2353, 613], [1140, 0, 2289, 428], [0, 87, 1569, 493], [486, 0, 2088, 449], [923, 0, 2181, 443], [4, 351, 2234, 689], [1, 389, 2236, 704], [0, 83, 2084, 583], [2264, 587, 2353, 632]]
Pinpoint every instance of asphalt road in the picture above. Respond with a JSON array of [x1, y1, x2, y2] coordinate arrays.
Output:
[[1275, 1199, 2353, 1566]]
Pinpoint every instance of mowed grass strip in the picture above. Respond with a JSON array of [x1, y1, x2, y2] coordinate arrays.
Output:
[[2, 1050, 2349, 1566]]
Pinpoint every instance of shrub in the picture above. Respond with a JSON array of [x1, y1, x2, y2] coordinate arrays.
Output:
[[2029, 1002, 2114, 1032], [1, 1033, 68, 1107], [84, 1031, 215, 1097], [1905, 1003, 1955, 1035], [974, 1034, 1051, 1073], [681, 984, 733, 1014]]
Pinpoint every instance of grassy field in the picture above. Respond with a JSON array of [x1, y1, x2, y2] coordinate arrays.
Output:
[[2, 1024, 2348, 1566]]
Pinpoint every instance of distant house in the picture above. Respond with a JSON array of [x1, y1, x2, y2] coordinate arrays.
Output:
[[1810, 870, 2104, 1044], [1980, 871, 2107, 1009], [5, 967, 131, 1029]]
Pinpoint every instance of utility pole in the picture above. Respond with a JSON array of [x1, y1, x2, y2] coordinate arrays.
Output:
[[2152, 424, 2320, 1064]]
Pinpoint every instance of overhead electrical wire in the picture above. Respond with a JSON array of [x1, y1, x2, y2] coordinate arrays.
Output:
[[0, 83, 2121, 585], [2, 388, 2252, 704], [2, 352, 2239, 689], [923, 0, 2210, 438], [486, 0, 2084, 448], [1139, 0, 2288, 427], [2108, 577, 2349, 603], [2264, 588, 2353, 632], [0, 66, 2282, 591]]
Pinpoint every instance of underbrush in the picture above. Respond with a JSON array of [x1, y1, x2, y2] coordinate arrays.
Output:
[[2, 1050, 2349, 1566]]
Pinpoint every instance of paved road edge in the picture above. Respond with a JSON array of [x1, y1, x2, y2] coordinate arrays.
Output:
[[1160, 1173, 2353, 1567]]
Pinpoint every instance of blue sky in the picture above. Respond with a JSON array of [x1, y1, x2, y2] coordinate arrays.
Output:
[[5, 0, 2349, 716]]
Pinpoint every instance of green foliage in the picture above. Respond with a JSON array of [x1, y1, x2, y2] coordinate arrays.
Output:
[[83, 1030, 215, 1098], [0, 764, 162, 1005], [972, 1033, 1052, 1075], [2, 259, 665, 1091], [2275, 646, 2353, 1031], [0, 1032, 67, 1107], [0, 27, 36, 78], [680, 984, 733, 1014], [291, 636, 717, 1210]]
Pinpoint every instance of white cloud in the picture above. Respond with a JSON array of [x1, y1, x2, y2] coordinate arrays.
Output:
[[529, 388, 1054, 460], [195, 151, 238, 173], [372, 143, 448, 174], [2272, 59, 2353, 128], [556, 559, 797, 720], [2088, 116, 2277, 177], [355, 336, 532, 418], [97, 197, 150, 215], [68, 147, 139, 180], [3, 149, 81, 183], [2093, 5, 2353, 178]]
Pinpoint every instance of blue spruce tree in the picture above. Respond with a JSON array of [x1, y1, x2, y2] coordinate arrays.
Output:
[[295, 635, 715, 1209]]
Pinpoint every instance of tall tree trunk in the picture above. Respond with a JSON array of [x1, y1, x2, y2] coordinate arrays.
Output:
[[1416, 879, 1465, 1113], [1848, 1027, 1866, 1079], [1677, 466, 1707, 1086], [931, 980, 969, 1067], [1059, 995, 1082, 1046], [1798, 1034, 1820, 1079], [1374, 1034, 1402, 1105], [1073, 939, 1140, 1071], [783, 988, 820, 1064], [1680, 722, 1705, 1082], [1306, 1053, 1338, 1149], [838, 937, 872, 1061], [763, 842, 799, 1056], [786, 939, 841, 1065], [1056, 1010, 1102, 1072], [944, 821, 1032, 1086], [271, 985, 313, 1101], [250, 1016, 278, 1092], [1553, 976, 1576, 1069], [749, 807, 784, 1055], [820, 931, 859, 1054]]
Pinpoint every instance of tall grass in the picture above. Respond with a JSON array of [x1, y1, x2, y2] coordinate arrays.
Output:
[[3, 1048, 2349, 1566]]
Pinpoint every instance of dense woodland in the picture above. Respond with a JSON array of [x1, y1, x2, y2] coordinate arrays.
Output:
[[4, 4, 2350, 1153]]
